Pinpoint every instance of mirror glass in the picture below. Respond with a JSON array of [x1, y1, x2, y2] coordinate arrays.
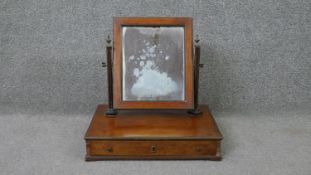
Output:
[[122, 26, 185, 101]]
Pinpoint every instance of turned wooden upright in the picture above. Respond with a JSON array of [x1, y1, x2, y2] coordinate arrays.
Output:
[[188, 34, 203, 115], [102, 35, 117, 115]]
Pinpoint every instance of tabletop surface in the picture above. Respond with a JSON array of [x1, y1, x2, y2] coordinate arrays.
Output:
[[85, 105, 223, 140]]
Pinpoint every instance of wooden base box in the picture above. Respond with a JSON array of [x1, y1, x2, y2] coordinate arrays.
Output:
[[84, 105, 223, 160]]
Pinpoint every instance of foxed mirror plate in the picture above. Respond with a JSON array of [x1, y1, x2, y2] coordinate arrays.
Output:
[[122, 26, 185, 101]]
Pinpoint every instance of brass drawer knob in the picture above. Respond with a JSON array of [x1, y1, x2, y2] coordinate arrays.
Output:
[[106, 147, 113, 153], [150, 145, 157, 153]]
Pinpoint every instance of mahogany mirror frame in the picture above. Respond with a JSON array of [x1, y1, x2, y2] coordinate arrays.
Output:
[[113, 17, 194, 109]]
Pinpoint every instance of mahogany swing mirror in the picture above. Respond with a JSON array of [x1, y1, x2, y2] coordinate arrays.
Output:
[[112, 17, 194, 109], [85, 17, 223, 161]]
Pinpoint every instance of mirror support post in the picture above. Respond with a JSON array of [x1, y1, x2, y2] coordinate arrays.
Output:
[[104, 35, 117, 116], [188, 35, 203, 115]]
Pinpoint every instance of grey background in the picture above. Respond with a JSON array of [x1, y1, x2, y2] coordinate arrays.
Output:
[[0, 0, 311, 175], [1, 0, 310, 114]]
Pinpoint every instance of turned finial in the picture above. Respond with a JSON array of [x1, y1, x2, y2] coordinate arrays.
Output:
[[106, 35, 111, 45], [194, 34, 200, 44]]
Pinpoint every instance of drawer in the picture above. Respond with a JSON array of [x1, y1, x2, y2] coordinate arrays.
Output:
[[86, 140, 219, 157]]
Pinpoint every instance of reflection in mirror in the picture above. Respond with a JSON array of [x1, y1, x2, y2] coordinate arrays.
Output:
[[122, 27, 185, 101]]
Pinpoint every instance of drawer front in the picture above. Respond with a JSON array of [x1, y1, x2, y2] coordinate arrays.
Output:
[[86, 140, 219, 157]]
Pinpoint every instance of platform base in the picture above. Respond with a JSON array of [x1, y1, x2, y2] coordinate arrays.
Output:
[[84, 105, 223, 160]]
